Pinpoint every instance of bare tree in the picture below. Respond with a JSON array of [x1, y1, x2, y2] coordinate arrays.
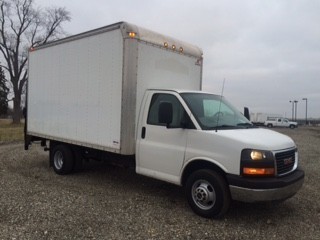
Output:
[[0, 0, 70, 123], [0, 64, 8, 116]]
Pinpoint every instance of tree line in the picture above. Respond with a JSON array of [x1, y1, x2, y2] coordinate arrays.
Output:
[[0, 0, 70, 123]]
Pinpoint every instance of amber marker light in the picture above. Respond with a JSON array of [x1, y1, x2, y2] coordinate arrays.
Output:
[[179, 47, 183, 53], [128, 32, 136, 38], [172, 45, 176, 50], [243, 167, 275, 176], [164, 42, 168, 48]]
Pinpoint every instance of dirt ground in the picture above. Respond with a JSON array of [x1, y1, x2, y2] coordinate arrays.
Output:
[[0, 126, 319, 239]]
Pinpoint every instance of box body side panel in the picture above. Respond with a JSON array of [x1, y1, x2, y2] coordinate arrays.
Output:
[[28, 29, 124, 151], [135, 42, 202, 126]]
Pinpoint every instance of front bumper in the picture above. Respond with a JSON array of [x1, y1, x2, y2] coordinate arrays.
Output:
[[226, 168, 304, 202]]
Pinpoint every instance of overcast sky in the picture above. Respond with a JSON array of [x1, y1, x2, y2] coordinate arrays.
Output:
[[37, 0, 320, 119]]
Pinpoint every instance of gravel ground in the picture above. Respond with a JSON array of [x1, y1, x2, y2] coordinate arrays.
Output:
[[0, 127, 319, 239]]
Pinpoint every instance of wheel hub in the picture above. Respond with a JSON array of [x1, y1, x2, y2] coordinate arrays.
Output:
[[195, 186, 209, 202], [54, 151, 63, 170], [192, 180, 216, 210]]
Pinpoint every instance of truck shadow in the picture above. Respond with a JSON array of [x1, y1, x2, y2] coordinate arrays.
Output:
[[72, 160, 298, 221], [73, 159, 187, 203]]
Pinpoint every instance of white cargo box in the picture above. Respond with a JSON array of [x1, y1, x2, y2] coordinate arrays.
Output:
[[27, 22, 203, 154]]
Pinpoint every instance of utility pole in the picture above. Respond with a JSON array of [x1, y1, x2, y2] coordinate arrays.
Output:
[[294, 100, 298, 121], [302, 98, 308, 125], [289, 100, 294, 121]]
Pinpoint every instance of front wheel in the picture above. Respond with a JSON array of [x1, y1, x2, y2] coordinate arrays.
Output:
[[185, 169, 230, 218]]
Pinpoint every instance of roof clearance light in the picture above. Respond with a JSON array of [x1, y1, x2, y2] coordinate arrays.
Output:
[[164, 42, 168, 48], [179, 47, 183, 53], [29, 47, 35, 52], [128, 32, 136, 38], [172, 45, 176, 50]]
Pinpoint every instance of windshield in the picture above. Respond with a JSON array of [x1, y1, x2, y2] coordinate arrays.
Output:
[[180, 93, 254, 130]]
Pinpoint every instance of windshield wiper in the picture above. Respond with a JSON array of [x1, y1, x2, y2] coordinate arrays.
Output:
[[209, 125, 237, 130], [237, 123, 257, 128], [218, 124, 236, 128], [208, 123, 256, 130]]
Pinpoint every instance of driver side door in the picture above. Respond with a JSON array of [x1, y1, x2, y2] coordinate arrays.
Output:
[[136, 92, 193, 184]]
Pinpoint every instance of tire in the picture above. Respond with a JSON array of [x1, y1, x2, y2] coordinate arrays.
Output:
[[50, 144, 74, 175], [185, 169, 231, 218], [72, 147, 83, 172], [267, 124, 273, 128], [289, 125, 295, 129]]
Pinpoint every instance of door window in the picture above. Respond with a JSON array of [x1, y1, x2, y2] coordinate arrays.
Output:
[[147, 93, 185, 128]]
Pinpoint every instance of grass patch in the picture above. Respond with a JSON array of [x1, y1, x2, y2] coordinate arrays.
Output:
[[0, 119, 24, 143]]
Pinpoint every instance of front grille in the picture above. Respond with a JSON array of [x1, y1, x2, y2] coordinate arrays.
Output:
[[275, 149, 295, 175]]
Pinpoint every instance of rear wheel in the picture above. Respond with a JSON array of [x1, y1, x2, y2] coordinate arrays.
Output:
[[267, 124, 273, 128], [185, 169, 230, 218], [50, 144, 74, 175], [289, 125, 295, 129], [72, 147, 84, 172]]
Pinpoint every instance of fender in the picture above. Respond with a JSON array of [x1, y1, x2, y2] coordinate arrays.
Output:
[[180, 156, 228, 185]]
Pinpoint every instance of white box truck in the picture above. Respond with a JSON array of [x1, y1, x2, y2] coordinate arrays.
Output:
[[25, 22, 304, 218]]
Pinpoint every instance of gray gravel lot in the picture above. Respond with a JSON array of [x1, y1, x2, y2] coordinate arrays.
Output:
[[0, 127, 320, 239]]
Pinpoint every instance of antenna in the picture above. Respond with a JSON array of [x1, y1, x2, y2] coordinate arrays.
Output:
[[215, 79, 225, 132]]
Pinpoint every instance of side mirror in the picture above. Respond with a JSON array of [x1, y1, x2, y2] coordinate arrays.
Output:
[[244, 107, 250, 121], [158, 102, 173, 128]]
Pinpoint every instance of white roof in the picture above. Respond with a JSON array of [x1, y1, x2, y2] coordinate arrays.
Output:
[[35, 21, 203, 59], [123, 22, 203, 58]]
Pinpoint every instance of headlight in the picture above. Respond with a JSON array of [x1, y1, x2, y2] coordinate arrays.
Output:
[[241, 149, 275, 177], [250, 150, 266, 160]]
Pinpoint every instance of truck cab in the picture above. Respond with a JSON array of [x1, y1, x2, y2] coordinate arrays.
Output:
[[136, 89, 304, 218]]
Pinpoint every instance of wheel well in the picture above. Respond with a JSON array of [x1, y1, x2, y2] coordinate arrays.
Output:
[[181, 160, 227, 187]]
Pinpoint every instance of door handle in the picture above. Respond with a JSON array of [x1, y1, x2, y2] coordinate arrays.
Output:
[[141, 127, 146, 139]]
